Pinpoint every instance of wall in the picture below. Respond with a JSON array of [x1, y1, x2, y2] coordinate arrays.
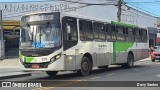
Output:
[[121, 5, 157, 28], [0, 10, 5, 59]]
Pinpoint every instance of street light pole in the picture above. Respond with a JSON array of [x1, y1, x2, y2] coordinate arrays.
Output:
[[117, 0, 122, 22]]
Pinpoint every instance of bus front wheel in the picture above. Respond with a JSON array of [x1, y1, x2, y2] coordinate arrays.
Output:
[[46, 71, 58, 77], [77, 56, 91, 76]]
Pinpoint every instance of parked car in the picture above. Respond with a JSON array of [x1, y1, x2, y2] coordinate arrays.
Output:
[[151, 46, 160, 62]]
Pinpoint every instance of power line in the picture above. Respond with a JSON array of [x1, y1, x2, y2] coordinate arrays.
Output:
[[56, 0, 117, 5]]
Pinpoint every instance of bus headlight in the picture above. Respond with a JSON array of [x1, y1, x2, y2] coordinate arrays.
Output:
[[50, 53, 61, 64]]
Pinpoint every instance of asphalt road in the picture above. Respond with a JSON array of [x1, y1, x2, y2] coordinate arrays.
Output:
[[1, 59, 160, 90]]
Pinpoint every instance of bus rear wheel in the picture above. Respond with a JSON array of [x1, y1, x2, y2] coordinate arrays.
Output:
[[77, 56, 92, 76], [121, 53, 134, 68], [46, 71, 58, 77]]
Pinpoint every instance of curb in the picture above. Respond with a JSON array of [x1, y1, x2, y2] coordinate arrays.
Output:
[[137, 57, 151, 62], [0, 72, 31, 80]]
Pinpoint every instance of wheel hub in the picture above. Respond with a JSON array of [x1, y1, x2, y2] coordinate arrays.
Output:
[[82, 62, 89, 71]]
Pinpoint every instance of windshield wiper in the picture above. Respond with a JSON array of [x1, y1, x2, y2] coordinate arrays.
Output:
[[39, 27, 42, 47]]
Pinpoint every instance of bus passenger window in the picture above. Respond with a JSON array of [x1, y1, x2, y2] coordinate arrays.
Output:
[[141, 28, 147, 43], [66, 23, 71, 40], [126, 27, 134, 42], [106, 24, 112, 41], [116, 26, 125, 41], [134, 28, 141, 42], [93, 22, 105, 42], [111, 25, 117, 41]]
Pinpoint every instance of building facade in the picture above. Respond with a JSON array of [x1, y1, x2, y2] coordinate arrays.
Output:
[[0, 10, 5, 59], [157, 18, 160, 45]]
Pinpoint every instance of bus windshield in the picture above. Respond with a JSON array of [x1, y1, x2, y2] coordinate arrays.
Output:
[[20, 22, 61, 49]]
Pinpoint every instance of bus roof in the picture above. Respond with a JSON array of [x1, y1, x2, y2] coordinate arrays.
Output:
[[61, 12, 111, 23], [21, 11, 111, 24]]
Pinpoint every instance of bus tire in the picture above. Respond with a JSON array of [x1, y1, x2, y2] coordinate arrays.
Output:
[[121, 53, 134, 68], [77, 56, 91, 76], [46, 71, 58, 77]]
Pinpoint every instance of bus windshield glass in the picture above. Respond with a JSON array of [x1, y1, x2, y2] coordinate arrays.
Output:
[[20, 22, 61, 49]]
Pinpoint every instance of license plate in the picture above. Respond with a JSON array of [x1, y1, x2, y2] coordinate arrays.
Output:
[[32, 64, 40, 69]]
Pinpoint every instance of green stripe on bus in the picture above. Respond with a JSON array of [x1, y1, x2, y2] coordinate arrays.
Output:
[[19, 51, 23, 60], [19, 51, 34, 63], [115, 42, 134, 52], [113, 42, 134, 63], [111, 21, 138, 28], [24, 57, 34, 63]]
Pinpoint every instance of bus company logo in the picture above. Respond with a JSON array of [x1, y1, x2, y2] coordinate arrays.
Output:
[[2, 82, 12, 87]]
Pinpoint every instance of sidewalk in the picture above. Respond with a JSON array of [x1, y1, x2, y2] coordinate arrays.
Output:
[[0, 58, 31, 80], [138, 56, 151, 62]]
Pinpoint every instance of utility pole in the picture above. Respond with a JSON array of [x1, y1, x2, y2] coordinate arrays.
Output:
[[117, 0, 122, 22]]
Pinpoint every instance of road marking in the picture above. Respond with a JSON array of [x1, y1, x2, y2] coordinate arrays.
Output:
[[32, 81, 84, 90], [32, 87, 50, 90], [150, 66, 157, 67], [91, 77, 100, 80], [132, 69, 140, 71], [106, 73, 114, 76], [136, 59, 150, 62], [75, 79, 87, 81], [156, 74, 160, 77]]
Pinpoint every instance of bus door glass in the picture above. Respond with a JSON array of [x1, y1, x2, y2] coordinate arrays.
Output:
[[62, 17, 78, 51]]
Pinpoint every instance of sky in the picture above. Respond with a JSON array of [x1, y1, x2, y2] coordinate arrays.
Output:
[[0, 0, 160, 17], [124, 0, 160, 17]]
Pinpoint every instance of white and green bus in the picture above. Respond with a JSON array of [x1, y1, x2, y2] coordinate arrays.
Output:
[[19, 12, 149, 76]]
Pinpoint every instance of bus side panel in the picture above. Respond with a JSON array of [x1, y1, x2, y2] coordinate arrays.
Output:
[[136, 42, 149, 61], [63, 47, 79, 70], [63, 41, 96, 70], [95, 41, 112, 66], [113, 42, 134, 64]]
